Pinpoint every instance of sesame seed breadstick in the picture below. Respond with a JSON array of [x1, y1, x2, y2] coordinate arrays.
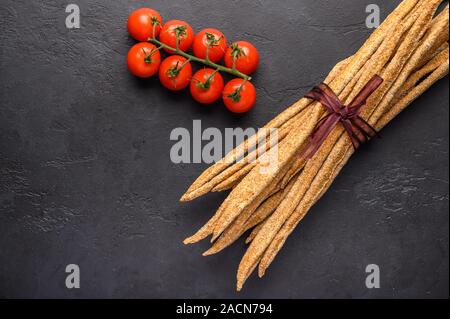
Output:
[[369, 3, 448, 123], [211, 105, 322, 240], [245, 222, 264, 244], [183, 202, 229, 244], [258, 142, 353, 278], [181, 57, 354, 201], [274, 10, 448, 248], [181, 0, 445, 292], [212, 6, 410, 242], [278, 0, 423, 190], [256, 3, 447, 279], [244, 175, 298, 231], [181, 0, 418, 202], [211, 163, 256, 192], [183, 119, 308, 245], [210, 107, 311, 192], [237, 127, 345, 290], [415, 6, 449, 68], [258, 59, 449, 278], [203, 175, 298, 255], [379, 58, 449, 129], [394, 45, 448, 105], [237, 0, 442, 290]]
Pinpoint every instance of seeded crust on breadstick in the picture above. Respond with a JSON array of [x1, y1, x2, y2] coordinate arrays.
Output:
[[395, 45, 448, 103], [259, 58, 449, 278], [182, 0, 419, 204], [203, 175, 298, 255], [212, 10, 408, 243], [181, 57, 354, 201], [237, 0, 439, 290], [256, 0, 447, 281]]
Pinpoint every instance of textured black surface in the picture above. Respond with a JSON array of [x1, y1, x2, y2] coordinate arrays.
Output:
[[0, 0, 448, 298]]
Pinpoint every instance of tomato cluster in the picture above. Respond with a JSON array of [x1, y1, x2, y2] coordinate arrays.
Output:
[[126, 7, 259, 113]]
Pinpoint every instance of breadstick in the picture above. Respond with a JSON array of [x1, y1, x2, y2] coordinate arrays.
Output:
[[213, 8, 409, 240], [211, 105, 322, 240], [204, 175, 298, 255], [182, 0, 417, 202], [246, 221, 265, 244], [379, 58, 449, 128], [278, 0, 424, 190], [394, 46, 448, 104], [259, 59, 449, 277], [211, 107, 311, 192], [237, 0, 441, 289], [369, 3, 448, 122], [257, 6, 447, 277], [181, 57, 353, 201]]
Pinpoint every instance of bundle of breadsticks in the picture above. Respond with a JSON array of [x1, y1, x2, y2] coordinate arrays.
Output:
[[180, 0, 449, 290]]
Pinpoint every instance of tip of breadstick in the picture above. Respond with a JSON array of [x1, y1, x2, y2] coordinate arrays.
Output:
[[211, 183, 225, 192], [210, 232, 220, 243], [236, 269, 249, 292], [181, 184, 213, 202], [202, 248, 217, 256], [182, 238, 194, 245], [180, 192, 193, 202], [180, 188, 206, 202], [183, 234, 203, 245], [258, 267, 266, 278]]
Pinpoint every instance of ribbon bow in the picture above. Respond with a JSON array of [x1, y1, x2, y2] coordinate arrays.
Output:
[[301, 75, 384, 160]]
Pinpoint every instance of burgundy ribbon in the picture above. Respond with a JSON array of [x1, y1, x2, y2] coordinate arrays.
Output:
[[300, 75, 384, 160]]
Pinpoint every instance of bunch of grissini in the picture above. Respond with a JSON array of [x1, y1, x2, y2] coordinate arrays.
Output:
[[180, 0, 449, 290]]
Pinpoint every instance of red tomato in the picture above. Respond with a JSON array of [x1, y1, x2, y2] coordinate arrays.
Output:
[[222, 79, 256, 113], [159, 20, 195, 54], [192, 28, 227, 63], [190, 69, 224, 104], [127, 8, 163, 42], [159, 55, 193, 91], [127, 42, 161, 78], [224, 41, 259, 75]]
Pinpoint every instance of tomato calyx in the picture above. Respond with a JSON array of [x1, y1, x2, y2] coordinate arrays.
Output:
[[204, 33, 224, 62], [226, 79, 250, 103], [172, 25, 188, 51], [166, 59, 191, 79], [174, 25, 187, 38], [229, 43, 246, 70], [205, 32, 223, 48], [149, 16, 161, 41], [142, 47, 158, 64], [227, 85, 243, 103], [151, 16, 161, 26], [230, 43, 246, 59], [227, 89, 242, 103], [194, 69, 219, 90]]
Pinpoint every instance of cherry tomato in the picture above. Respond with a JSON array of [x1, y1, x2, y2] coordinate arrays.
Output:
[[190, 68, 224, 104], [222, 79, 256, 113], [159, 20, 195, 54], [159, 55, 193, 91], [127, 42, 161, 78], [193, 28, 227, 63], [224, 41, 259, 75], [127, 8, 163, 42]]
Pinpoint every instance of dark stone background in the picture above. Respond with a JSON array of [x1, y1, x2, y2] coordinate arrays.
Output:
[[0, 0, 448, 298]]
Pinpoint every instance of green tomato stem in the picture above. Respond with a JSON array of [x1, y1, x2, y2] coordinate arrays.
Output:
[[149, 38, 251, 81]]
